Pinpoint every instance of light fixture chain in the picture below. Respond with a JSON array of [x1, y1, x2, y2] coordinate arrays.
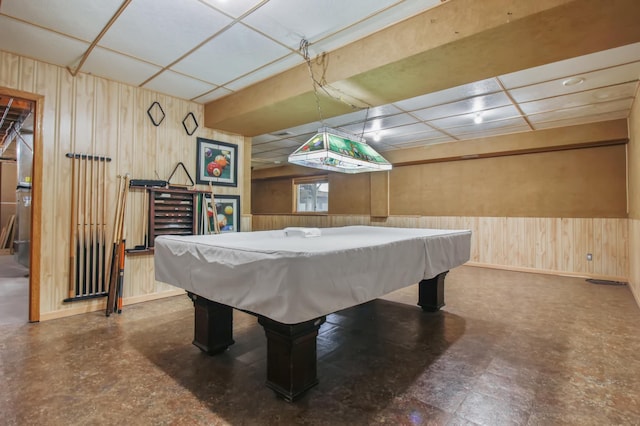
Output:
[[300, 39, 325, 126], [361, 107, 370, 139]]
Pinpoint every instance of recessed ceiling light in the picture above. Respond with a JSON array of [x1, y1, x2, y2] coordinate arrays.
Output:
[[593, 90, 611, 100], [474, 113, 483, 124], [373, 132, 381, 142], [562, 77, 585, 87]]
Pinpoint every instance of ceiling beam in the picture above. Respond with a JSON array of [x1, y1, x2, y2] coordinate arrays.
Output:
[[204, 0, 640, 137]]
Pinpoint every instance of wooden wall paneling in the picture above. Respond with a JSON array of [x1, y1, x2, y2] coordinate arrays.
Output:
[[328, 173, 370, 215], [630, 219, 640, 305], [560, 218, 573, 273], [460, 216, 479, 262], [18, 56, 36, 93], [370, 171, 389, 217], [251, 214, 629, 281], [241, 215, 252, 232], [507, 217, 522, 267], [329, 215, 370, 227], [592, 218, 604, 275], [478, 217, 493, 265], [534, 217, 550, 270], [38, 63, 66, 313], [512, 218, 524, 268], [601, 218, 616, 277], [616, 219, 628, 279], [0, 51, 20, 87]]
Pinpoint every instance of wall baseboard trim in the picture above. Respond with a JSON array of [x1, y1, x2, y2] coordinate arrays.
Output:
[[39, 289, 186, 322], [465, 261, 629, 283]]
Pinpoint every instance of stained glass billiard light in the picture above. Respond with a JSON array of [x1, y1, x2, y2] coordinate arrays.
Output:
[[288, 127, 392, 174]]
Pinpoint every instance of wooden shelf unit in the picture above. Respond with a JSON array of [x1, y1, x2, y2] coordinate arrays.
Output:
[[148, 187, 200, 247]]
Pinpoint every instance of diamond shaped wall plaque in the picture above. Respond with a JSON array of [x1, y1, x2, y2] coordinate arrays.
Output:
[[182, 112, 198, 136], [147, 101, 165, 126]]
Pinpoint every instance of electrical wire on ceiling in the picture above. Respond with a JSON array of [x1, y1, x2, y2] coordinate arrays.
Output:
[[299, 38, 372, 126]]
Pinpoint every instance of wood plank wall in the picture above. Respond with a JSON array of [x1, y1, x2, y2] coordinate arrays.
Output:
[[0, 51, 250, 320], [628, 84, 640, 306], [631, 219, 640, 307], [252, 215, 629, 281]]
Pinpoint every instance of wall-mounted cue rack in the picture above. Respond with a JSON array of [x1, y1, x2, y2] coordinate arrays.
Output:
[[126, 186, 215, 255]]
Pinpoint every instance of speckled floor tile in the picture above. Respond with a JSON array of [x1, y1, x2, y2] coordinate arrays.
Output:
[[1, 266, 640, 425]]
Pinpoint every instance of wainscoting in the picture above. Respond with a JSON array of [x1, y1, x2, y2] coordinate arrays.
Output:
[[630, 219, 640, 307], [252, 215, 629, 281]]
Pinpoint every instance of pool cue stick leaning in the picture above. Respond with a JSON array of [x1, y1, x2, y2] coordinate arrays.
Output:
[[79, 155, 87, 296], [68, 155, 78, 299], [99, 158, 107, 293], [88, 154, 95, 295], [116, 178, 130, 314], [106, 175, 126, 316], [209, 182, 220, 234]]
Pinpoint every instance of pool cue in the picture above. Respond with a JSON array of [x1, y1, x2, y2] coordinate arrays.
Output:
[[116, 178, 130, 314], [68, 155, 78, 299], [116, 238, 125, 314], [142, 188, 148, 247], [106, 175, 126, 316], [210, 182, 220, 234], [79, 155, 87, 296], [99, 158, 107, 293], [88, 154, 95, 295]]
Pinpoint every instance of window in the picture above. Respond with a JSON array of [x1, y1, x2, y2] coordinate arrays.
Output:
[[293, 176, 328, 213]]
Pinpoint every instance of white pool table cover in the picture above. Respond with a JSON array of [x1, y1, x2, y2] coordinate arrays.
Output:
[[154, 226, 471, 324]]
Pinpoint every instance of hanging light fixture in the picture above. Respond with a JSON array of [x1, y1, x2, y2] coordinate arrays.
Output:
[[288, 127, 392, 173], [288, 39, 392, 174]]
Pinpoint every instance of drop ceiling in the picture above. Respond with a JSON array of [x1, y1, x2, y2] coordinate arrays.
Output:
[[0, 0, 639, 170]]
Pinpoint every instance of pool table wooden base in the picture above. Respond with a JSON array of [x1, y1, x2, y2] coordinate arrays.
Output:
[[188, 271, 448, 401]]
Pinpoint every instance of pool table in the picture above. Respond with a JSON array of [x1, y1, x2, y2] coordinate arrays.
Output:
[[155, 226, 471, 401]]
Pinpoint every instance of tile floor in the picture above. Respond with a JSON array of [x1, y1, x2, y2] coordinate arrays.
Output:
[[0, 266, 639, 425], [0, 254, 29, 325]]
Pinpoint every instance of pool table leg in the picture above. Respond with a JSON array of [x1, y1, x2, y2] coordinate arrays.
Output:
[[258, 316, 326, 402], [189, 293, 235, 354], [418, 271, 449, 312]]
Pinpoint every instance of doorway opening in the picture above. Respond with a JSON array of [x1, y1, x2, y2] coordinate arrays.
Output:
[[0, 88, 41, 323]]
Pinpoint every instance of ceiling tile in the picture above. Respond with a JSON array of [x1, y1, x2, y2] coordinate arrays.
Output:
[[82, 47, 162, 87], [308, 0, 440, 56], [499, 42, 640, 89], [193, 87, 233, 103], [255, 139, 302, 151], [374, 128, 449, 145], [387, 136, 454, 149], [412, 92, 512, 121], [242, 0, 399, 49], [276, 121, 324, 137], [201, 0, 266, 18], [519, 81, 638, 115], [531, 110, 630, 130], [447, 120, 530, 138], [340, 113, 420, 134], [224, 53, 304, 91], [143, 71, 217, 100], [454, 125, 530, 141], [508, 61, 640, 103], [527, 98, 633, 124], [252, 134, 281, 144], [0, 17, 89, 67], [100, 0, 232, 66], [393, 78, 502, 112], [1, 0, 123, 41], [171, 23, 290, 86], [290, 133, 316, 143], [429, 105, 522, 129]]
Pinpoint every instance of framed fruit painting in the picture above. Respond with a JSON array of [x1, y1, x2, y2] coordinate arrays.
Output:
[[196, 138, 238, 187]]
